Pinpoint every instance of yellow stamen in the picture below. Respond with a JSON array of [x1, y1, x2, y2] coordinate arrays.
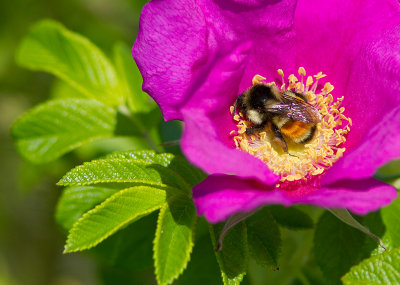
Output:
[[231, 68, 351, 182], [306, 76, 314, 87], [314, 72, 327, 79], [298, 67, 306, 76]]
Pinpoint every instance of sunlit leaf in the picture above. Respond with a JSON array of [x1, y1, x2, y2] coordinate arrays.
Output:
[[108, 150, 206, 186], [58, 158, 191, 192], [16, 20, 122, 105], [113, 42, 155, 112], [11, 99, 116, 163], [56, 186, 118, 230], [154, 195, 196, 285], [58, 150, 203, 193], [382, 196, 400, 248], [64, 185, 167, 252], [343, 248, 400, 285]]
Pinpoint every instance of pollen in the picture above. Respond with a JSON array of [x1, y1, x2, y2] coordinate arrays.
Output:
[[231, 67, 351, 182]]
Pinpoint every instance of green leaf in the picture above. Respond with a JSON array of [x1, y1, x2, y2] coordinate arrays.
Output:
[[16, 20, 122, 105], [108, 150, 206, 186], [342, 248, 400, 285], [58, 158, 191, 192], [361, 211, 387, 258], [177, 231, 222, 285], [216, 212, 255, 252], [329, 208, 386, 251], [64, 185, 167, 252], [375, 159, 400, 181], [59, 150, 204, 193], [382, 196, 400, 248], [269, 205, 314, 230], [246, 208, 281, 269], [106, 149, 173, 164], [51, 80, 85, 99], [210, 222, 248, 285], [56, 186, 118, 230], [113, 42, 156, 113], [314, 211, 366, 284], [154, 195, 196, 285], [92, 213, 157, 272], [11, 99, 116, 163]]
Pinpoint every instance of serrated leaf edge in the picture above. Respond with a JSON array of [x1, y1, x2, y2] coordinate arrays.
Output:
[[153, 196, 196, 285], [64, 186, 168, 253], [58, 158, 192, 192], [342, 248, 400, 284]]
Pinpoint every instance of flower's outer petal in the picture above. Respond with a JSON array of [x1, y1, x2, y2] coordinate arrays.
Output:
[[343, 22, 400, 149], [311, 179, 397, 216], [133, 0, 297, 120], [323, 106, 400, 185], [323, 23, 400, 183], [182, 109, 279, 186], [294, 0, 400, 93], [198, 0, 297, 93], [294, 0, 400, 148], [132, 0, 207, 121], [181, 42, 279, 185], [193, 175, 286, 223], [194, 175, 397, 223]]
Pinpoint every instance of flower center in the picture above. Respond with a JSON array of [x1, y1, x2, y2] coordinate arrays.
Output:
[[230, 67, 352, 182]]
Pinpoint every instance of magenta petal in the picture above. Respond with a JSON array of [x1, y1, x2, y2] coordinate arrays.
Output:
[[294, 0, 400, 98], [323, 106, 400, 184], [181, 109, 278, 186], [193, 175, 286, 223], [133, 0, 298, 120], [194, 175, 397, 223], [294, 1, 400, 148], [132, 0, 207, 120], [180, 41, 278, 185], [309, 179, 397, 215], [341, 23, 400, 149]]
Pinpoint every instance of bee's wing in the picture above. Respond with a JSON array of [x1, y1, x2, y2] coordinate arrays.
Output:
[[266, 94, 321, 123]]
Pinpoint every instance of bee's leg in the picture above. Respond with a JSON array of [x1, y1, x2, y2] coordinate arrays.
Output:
[[245, 122, 267, 136], [271, 124, 290, 154], [252, 75, 267, 86]]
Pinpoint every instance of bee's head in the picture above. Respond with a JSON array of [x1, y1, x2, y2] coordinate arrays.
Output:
[[248, 84, 276, 111]]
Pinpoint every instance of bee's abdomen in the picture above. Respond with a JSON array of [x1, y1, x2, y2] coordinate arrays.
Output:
[[281, 121, 317, 144]]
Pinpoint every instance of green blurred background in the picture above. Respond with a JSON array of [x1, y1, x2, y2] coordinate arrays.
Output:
[[0, 1, 147, 284]]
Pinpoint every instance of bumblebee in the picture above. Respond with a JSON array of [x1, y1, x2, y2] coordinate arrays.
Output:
[[233, 78, 322, 154]]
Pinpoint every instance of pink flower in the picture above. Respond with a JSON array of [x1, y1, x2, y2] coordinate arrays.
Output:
[[133, 0, 400, 223]]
